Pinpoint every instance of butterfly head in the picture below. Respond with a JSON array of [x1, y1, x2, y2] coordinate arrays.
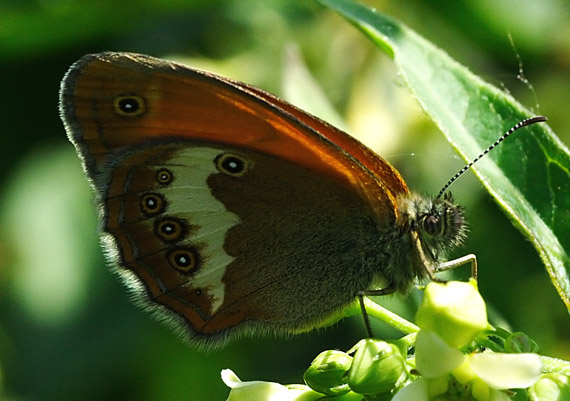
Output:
[[382, 192, 467, 294], [404, 116, 548, 286], [415, 192, 467, 258], [399, 190, 467, 262], [386, 116, 548, 294]]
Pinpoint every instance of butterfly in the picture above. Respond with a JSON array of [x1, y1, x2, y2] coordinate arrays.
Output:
[[59, 52, 544, 348]]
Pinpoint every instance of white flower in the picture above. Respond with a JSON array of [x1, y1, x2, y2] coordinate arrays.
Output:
[[467, 352, 543, 390], [394, 330, 543, 401], [221, 369, 322, 401], [392, 379, 430, 401]]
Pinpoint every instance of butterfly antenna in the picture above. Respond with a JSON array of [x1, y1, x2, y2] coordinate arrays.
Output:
[[436, 116, 547, 199]]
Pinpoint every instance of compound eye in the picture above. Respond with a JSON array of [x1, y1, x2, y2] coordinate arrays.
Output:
[[421, 214, 441, 236]]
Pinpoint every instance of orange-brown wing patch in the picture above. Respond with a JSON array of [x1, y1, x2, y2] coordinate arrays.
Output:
[[60, 52, 406, 222]]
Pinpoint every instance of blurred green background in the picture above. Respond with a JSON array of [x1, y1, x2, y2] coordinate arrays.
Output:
[[0, 0, 569, 400]]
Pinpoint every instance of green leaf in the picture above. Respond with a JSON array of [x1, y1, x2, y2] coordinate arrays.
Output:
[[318, 0, 570, 310]]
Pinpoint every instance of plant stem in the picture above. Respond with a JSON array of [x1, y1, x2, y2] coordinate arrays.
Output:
[[344, 297, 419, 335]]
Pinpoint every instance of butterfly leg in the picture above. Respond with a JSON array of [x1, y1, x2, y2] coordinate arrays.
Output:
[[434, 253, 478, 281], [358, 284, 398, 338], [356, 252, 477, 339], [358, 293, 373, 338]]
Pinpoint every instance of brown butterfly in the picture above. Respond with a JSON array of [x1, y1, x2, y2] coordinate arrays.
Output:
[[59, 52, 545, 348]]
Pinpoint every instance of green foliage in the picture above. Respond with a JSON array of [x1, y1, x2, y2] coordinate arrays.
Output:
[[319, 0, 570, 311]]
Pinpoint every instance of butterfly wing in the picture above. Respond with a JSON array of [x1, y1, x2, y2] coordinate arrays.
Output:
[[60, 52, 410, 346]]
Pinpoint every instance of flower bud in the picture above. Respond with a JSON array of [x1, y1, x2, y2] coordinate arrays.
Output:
[[530, 373, 570, 401], [348, 339, 407, 396], [415, 280, 487, 348], [303, 350, 352, 396]]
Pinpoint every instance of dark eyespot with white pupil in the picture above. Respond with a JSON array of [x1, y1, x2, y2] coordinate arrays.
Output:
[[156, 168, 173, 185], [140, 193, 166, 216], [155, 218, 187, 243], [167, 247, 201, 275], [113, 94, 146, 117], [214, 153, 249, 177]]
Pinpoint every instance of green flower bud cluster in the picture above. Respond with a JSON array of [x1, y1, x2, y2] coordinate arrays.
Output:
[[303, 339, 408, 400]]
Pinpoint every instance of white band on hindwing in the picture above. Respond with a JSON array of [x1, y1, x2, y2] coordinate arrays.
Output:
[[141, 147, 239, 314]]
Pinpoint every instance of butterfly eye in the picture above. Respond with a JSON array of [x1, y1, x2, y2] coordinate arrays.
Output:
[[113, 94, 146, 117], [140, 193, 167, 216], [156, 168, 174, 185], [155, 218, 188, 243], [214, 153, 250, 177], [166, 247, 201, 275], [420, 213, 442, 237]]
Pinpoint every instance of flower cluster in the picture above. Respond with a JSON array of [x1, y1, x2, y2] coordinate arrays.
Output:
[[222, 280, 564, 401], [398, 280, 542, 401]]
